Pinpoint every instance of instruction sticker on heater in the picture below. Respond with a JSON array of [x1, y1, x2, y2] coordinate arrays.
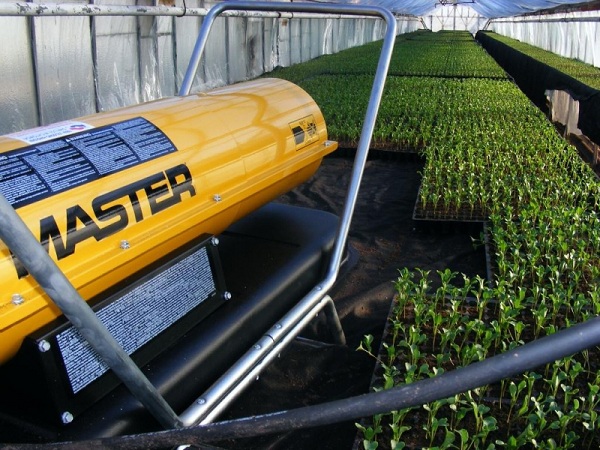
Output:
[[0, 117, 177, 209], [56, 244, 217, 394], [289, 115, 319, 149]]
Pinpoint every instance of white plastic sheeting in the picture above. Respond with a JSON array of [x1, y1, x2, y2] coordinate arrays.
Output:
[[489, 10, 600, 68], [0, 16, 37, 134], [546, 89, 582, 136], [0, 2, 419, 135], [34, 12, 97, 125], [421, 5, 487, 34], [94, 6, 141, 112], [1, 0, 598, 135], [328, 0, 592, 18]]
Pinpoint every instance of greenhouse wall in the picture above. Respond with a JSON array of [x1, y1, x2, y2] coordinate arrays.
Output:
[[420, 5, 487, 35], [489, 11, 600, 68], [0, 1, 420, 135]]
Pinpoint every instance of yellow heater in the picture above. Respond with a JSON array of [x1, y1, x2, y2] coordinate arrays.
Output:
[[0, 78, 337, 365]]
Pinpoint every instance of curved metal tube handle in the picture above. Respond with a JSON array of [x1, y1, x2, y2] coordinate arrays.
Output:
[[179, 1, 398, 426]]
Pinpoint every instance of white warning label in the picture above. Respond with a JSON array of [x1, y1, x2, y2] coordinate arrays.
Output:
[[6, 121, 94, 145]]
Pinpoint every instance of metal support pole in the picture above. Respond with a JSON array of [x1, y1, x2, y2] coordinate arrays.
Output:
[[0, 193, 182, 429], [0, 1, 419, 20], [323, 296, 346, 345]]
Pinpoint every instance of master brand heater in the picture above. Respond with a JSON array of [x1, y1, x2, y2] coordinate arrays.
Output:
[[0, 77, 338, 431]]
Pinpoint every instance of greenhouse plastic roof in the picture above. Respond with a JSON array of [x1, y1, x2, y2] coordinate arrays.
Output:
[[326, 0, 596, 18]]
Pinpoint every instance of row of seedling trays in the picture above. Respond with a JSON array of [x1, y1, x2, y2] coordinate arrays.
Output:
[[269, 29, 600, 449], [478, 32, 600, 91]]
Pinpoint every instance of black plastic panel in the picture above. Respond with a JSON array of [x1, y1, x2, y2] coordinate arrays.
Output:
[[0, 202, 339, 442]]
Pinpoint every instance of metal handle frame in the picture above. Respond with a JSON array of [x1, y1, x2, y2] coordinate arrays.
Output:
[[0, 1, 398, 432], [178, 1, 398, 426]]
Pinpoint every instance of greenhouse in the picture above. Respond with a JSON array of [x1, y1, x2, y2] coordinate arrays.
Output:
[[0, 0, 599, 448]]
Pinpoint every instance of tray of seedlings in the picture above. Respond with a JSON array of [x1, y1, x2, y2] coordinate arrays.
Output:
[[266, 30, 508, 153], [265, 30, 600, 448], [477, 31, 600, 91], [352, 31, 600, 450], [476, 31, 600, 167], [360, 163, 599, 449]]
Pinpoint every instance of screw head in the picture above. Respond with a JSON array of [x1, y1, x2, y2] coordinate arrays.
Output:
[[120, 240, 130, 250], [223, 291, 232, 301], [210, 237, 220, 246], [11, 294, 24, 305], [61, 411, 74, 424], [38, 340, 51, 353], [213, 194, 222, 202]]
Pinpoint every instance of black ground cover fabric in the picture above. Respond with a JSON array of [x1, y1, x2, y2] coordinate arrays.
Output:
[[213, 154, 487, 449]]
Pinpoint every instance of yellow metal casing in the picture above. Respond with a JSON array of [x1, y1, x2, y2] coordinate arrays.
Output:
[[0, 78, 338, 365]]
